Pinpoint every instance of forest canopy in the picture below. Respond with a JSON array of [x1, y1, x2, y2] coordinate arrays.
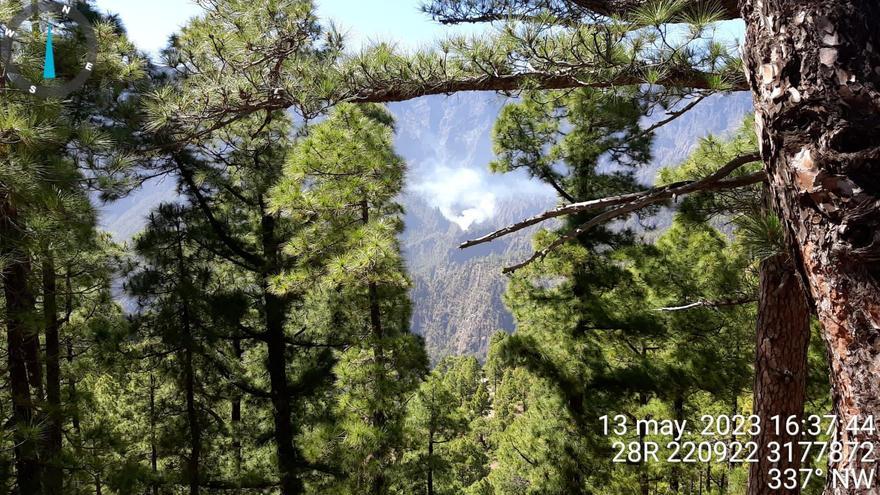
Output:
[[3, 0, 879, 494]]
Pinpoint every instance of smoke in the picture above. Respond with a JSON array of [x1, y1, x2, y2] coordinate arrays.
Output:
[[411, 163, 549, 231], [412, 166, 492, 230], [391, 93, 554, 231]]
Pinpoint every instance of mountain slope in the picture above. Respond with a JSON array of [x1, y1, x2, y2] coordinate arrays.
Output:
[[401, 193, 550, 359]]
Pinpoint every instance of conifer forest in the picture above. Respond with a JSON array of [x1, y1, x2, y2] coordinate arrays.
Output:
[[3, 0, 880, 494]]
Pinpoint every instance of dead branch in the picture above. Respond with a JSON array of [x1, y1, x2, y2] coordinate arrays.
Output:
[[654, 297, 757, 312], [461, 152, 761, 250], [500, 169, 764, 273]]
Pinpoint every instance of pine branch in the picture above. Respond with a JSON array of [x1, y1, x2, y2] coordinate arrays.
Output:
[[424, 0, 741, 25], [638, 93, 708, 138], [162, 66, 738, 147], [174, 155, 264, 270], [348, 67, 745, 104], [567, 0, 740, 20], [424, 0, 573, 23]]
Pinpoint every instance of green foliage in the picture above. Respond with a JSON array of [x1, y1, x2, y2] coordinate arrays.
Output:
[[733, 212, 786, 262], [657, 117, 785, 262], [453, 91, 769, 494], [491, 88, 652, 203], [133, 0, 746, 138], [401, 356, 489, 495], [0, 4, 144, 492], [274, 104, 429, 494]]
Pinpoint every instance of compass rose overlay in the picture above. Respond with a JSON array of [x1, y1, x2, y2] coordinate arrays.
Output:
[[1, 1, 98, 99]]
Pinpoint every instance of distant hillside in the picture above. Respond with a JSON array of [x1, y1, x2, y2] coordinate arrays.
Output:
[[401, 193, 550, 359], [641, 92, 754, 182]]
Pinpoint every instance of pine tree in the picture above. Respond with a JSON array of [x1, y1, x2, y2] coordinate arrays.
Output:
[[271, 103, 428, 494], [1, 3, 143, 492], [143, 5, 880, 467], [2, 0, 872, 493], [145, 1, 880, 485], [475, 87, 764, 494], [659, 122, 815, 495], [141, 4, 344, 489], [403, 356, 488, 495], [127, 204, 214, 495], [49, 235, 130, 495], [486, 87, 660, 493]]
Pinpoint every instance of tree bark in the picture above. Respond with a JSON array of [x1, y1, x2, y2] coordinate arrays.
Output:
[[671, 393, 684, 492], [1, 196, 43, 495], [427, 428, 434, 495], [748, 254, 812, 495], [183, 344, 201, 495], [22, 304, 44, 402], [743, 1, 880, 492], [65, 269, 81, 437], [66, 269, 82, 495], [42, 252, 64, 495], [265, 288, 301, 495]]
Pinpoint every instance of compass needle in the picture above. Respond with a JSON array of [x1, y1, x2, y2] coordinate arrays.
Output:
[[43, 24, 55, 80]]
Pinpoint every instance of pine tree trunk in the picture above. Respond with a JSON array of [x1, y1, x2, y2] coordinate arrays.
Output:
[[184, 344, 201, 495], [149, 373, 159, 495], [743, 1, 880, 493], [4, 259, 42, 495], [427, 429, 434, 495], [42, 252, 64, 495], [23, 315, 44, 403], [265, 288, 301, 495], [747, 254, 812, 495], [65, 269, 81, 437], [261, 213, 303, 495], [232, 337, 243, 486], [638, 391, 649, 495], [1, 196, 43, 495], [363, 201, 388, 495], [19, 250, 43, 405], [671, 393, 684, 492], [66, 272, 82, 494], [176, 228, 201, 495]]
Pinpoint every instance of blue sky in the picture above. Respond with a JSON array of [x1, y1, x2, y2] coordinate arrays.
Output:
[[94, 0, 482, 56], [93, 1, 743, 59]]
